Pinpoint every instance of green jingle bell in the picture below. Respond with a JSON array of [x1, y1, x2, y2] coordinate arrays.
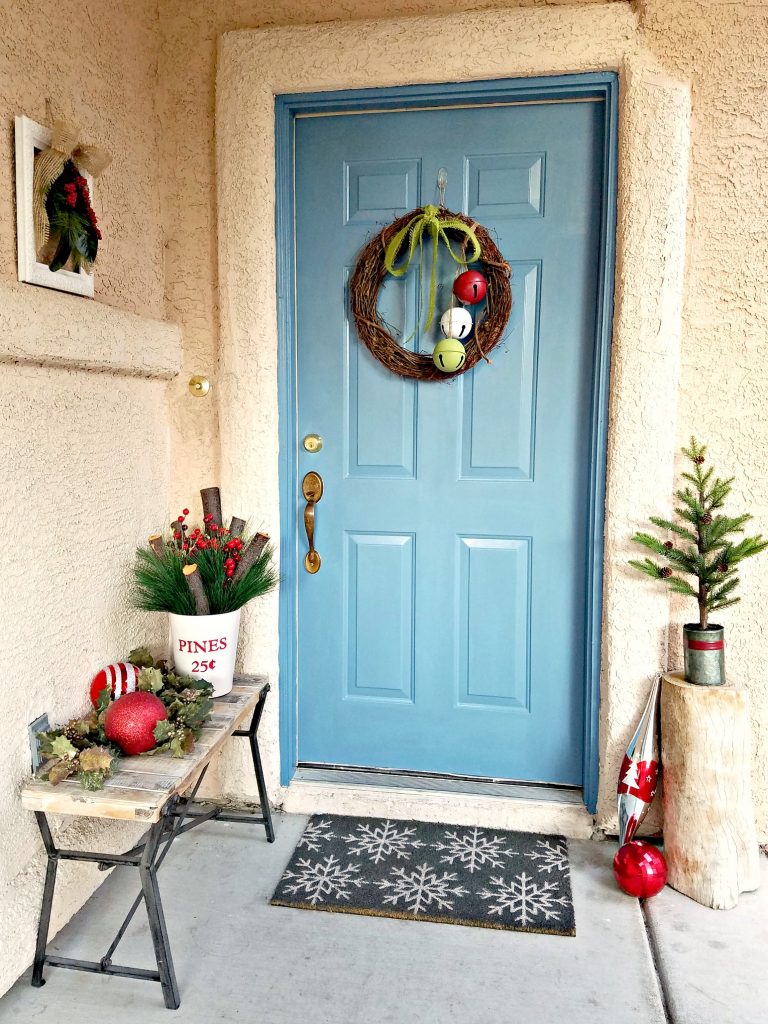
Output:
[[433, 337, 467, 373]]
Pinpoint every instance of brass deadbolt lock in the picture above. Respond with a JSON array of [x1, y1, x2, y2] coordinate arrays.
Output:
[[303, 433, 323, 453]]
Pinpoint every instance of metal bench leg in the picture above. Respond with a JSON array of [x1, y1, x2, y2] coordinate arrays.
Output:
[[248, 686, 275, 843], [139, 815, 180, 1010], [31, 812, 58, 987]]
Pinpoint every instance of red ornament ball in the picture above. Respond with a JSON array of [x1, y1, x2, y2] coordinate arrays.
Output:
[[90, 663, 140, 707], [104, 691, 167, 756], [453, 270, 488, 305], [613, 841, 668, 899]]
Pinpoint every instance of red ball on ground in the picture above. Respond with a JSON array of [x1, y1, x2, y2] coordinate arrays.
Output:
[[453, 269, 488, 305], [613, 840, 668, 898], [104, 691, 167, 756]]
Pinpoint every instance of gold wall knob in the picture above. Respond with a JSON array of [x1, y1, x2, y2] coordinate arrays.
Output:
[[188, 375, 210, 397]]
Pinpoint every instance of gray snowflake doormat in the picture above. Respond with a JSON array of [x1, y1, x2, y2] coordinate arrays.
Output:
[[270, 815, 575, 936]]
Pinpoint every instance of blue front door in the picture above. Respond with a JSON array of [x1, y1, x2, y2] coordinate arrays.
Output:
[[291, 93, 607, 784]]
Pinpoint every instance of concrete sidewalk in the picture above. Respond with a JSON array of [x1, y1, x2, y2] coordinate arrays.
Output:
[[0, 814, 764, 1023]]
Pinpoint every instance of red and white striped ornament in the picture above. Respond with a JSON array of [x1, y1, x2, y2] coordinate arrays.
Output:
[[90, 663, 140, 707]]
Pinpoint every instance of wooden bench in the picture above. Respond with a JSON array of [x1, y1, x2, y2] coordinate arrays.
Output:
[[21, 675, 274, 1009]]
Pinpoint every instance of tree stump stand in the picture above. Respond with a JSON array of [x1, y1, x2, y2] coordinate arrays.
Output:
[[661, 672, 760, 909]]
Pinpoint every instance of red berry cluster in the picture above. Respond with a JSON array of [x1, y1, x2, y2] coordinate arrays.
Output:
[[223, 536, 244, 578], [64, 173, 102, 241], [170, 508, 243, 583], [76, 175, 103, 240]]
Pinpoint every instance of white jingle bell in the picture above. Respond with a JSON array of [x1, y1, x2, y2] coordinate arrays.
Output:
[[439, 307, 473, 341]]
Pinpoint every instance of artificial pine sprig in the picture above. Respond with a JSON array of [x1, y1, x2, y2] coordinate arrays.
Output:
[[629, 437, 768, 628]]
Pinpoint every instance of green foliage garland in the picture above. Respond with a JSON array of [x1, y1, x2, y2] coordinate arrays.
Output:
[[37, 647, 214, 791], [629, 437, 768, 629]]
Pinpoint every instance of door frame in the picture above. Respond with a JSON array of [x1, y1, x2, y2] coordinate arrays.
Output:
[[275, 72, 618, 813]]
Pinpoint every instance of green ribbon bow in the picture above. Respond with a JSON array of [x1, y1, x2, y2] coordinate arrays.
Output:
[[383, 205, 482, 333]]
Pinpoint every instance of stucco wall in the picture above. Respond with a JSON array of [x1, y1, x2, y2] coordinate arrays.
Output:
[[0, 0, 180, 998], [638, 0, 768, 844]]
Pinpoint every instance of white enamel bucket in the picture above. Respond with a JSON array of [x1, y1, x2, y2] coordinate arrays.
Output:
[[168, 609, 241, 697]]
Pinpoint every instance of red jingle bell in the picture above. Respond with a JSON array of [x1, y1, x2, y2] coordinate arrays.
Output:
[[613, 840, 668, 899], [104, 691, 168, 756], [453, 270, 487, 305]]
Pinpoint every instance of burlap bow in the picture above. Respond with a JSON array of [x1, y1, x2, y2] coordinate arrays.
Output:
[[383, 205, 481, 332], [32, 119, 112, 250]]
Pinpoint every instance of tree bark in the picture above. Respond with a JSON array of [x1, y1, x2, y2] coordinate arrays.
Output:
[[231, 532, 269, 585], [183, 563, 210, 615], [661, 672, 760, 908], [148, 534, 166, 558], [200, 487, 223, 528], [229, 516, 246, 538]]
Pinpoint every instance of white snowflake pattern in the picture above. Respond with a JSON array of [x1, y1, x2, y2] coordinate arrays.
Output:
[[432, 827, 509, 873], [524, 839, 569, 875], [343, 819, 425, 864], [280, 855, 366, 905], [297, 818, 336, 852], [479, 872, 571, 927], [375, 863, 469, 916]]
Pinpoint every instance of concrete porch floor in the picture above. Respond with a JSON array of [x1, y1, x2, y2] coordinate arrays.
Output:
[[0, 814, 765, 1024]]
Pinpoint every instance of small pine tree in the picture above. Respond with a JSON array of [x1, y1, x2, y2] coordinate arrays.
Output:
[[629, 437, 768, 629]]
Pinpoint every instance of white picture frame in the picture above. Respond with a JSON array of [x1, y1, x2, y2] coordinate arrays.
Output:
[[14, 115, 95, 298]]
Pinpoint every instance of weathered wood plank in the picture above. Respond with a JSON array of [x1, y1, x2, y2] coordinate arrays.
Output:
[[21, 676, 268, 822], [21, 779, 166, 821]]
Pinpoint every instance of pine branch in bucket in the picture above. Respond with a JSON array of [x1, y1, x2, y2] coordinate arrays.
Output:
[[133, 487, 279, 615]]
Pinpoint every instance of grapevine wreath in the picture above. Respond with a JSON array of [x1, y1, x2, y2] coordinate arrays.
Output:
[[349, 205, 512, 381]]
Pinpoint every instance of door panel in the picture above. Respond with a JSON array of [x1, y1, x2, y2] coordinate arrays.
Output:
[[293, 98, 606, 784], [460, 261, 539, 480], [345, 531, 415, 702], [457, 535, 531, 710]]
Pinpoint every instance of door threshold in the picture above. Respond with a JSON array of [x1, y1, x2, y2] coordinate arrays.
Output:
[[294, 764, 583, 806]]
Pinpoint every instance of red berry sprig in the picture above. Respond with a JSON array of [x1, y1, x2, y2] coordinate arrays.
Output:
[[74, 174, 102, 240], [165, 506, 249, 586]]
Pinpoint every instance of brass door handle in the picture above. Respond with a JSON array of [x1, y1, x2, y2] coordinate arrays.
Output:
[[302, 471, 323, 573]]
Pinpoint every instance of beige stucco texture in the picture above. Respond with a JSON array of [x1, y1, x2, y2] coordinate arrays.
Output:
[[0, 0, 181, 998]]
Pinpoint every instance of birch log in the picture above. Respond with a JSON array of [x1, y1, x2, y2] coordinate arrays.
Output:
[[200, 487, 223, 528], [229, 516, 246, 538], [183, 563, 210, 615], [231, 532, 269, 585], [661, 672, 760, 909], [148, 534, 166, 558]]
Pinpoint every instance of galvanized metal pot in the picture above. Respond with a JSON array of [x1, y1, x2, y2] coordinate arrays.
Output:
[[683, 623, 725, 686]]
